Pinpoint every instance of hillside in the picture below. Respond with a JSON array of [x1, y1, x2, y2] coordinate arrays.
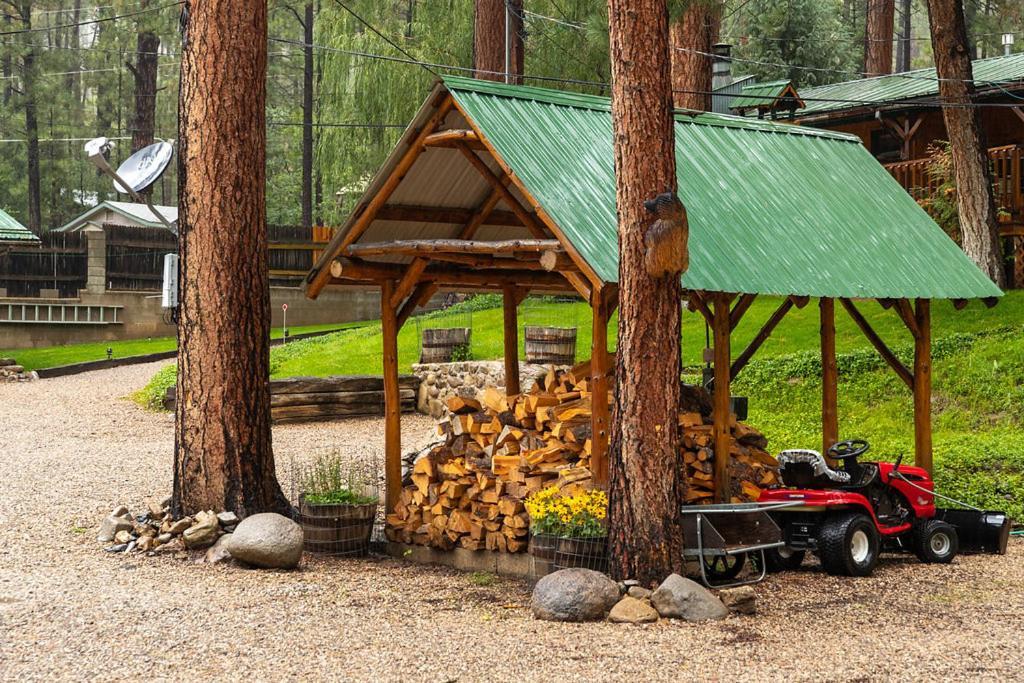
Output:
[[137, 292, 1024, 518]]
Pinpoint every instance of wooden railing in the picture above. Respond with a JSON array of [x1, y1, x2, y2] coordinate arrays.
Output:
[[884, 144, 1024, 233]]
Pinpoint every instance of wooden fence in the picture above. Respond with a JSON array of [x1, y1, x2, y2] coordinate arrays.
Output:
[[0, 232, 87, 297]]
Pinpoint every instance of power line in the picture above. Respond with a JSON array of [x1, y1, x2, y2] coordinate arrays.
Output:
[[0, 1, 181, 37]]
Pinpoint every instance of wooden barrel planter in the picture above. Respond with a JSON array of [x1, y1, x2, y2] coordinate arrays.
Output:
[[553, 536, 608, 573], [524, 326, 577, 366], [298, 495, 377, 556], [420, 327, 471, 363], [528, 533, 557, 561]]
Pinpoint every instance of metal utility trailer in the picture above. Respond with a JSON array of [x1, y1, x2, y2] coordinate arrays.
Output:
[[680, 502, 799, 588]]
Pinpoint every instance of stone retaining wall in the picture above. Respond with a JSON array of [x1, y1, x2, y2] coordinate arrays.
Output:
[[412, 360, 554, 418]]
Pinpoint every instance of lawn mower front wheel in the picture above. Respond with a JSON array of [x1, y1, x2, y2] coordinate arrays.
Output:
[[763, 546, 806, 573], [913, 519, 959, 564], [817, 513, 880, 577]]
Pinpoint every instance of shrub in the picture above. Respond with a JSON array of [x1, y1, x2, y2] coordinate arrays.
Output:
[[131, 363, 177, 411]]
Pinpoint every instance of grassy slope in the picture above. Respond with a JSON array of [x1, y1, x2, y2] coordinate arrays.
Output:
[[2, 322, 364, 372]]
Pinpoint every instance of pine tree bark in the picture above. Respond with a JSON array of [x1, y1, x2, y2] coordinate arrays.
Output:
[[926, 0, 1005, 287], [670, 0, 721, 111], [896, 0, 912, 72], [865, 0, 896, 76], [607, 0, 686, 585], [174, 0, 289, 517], [473, 0, 523, 83], [129, 31, 159, 154]]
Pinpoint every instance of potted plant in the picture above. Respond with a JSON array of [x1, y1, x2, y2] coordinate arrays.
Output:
[[524, 486, 563, 561], [296, 453, 379, 556], [553, 488, 608, 573]]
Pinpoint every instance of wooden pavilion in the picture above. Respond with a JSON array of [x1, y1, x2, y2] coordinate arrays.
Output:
[[304, 77, 1002, 512]]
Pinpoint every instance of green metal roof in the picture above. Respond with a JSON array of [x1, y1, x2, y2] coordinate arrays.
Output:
[[728, 79, 801, 111], [444, 75, 1001, 300], [0, 207, 38, 242], [798, 52, 1024, 118]]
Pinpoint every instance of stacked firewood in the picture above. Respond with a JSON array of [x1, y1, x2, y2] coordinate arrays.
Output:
[[385, 363, 779, 552]]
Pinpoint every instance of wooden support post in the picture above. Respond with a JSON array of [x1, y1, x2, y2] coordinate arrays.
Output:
[[590, 289, 611, 489], [711, 293, 732, 504], [820, 298, 838, 455], [502, 285, 522, 396], [381, 280, 402, 513], [913, 298, 932, 473]]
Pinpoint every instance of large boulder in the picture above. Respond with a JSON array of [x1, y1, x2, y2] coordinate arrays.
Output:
[[650, 574, 728, 621], [608, 596, 660, 624], [225, 513, 303, 569], [531, 568, 620, 622]]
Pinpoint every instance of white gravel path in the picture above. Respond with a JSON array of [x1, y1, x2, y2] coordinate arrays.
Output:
[[1, 362, 1021, 682]]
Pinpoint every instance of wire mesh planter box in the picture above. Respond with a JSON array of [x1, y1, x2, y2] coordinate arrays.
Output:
[[298, 495, 376, 556], [552, 535, 608, 573], [524, 326, 577, 365], [528, 533, 557, 561], [419, 327, 471, 363]]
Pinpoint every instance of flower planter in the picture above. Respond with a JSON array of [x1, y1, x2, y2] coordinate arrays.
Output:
[[554, 535, 608, 573], [528, 533, 558, 561], [298, 495, 376, 556]]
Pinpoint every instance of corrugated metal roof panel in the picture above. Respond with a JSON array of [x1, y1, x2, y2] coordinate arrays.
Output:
[[798, 52, 1024, 117], [0, 207, 38, 242], [445, 76, 1001, 299], [728, 79, 794, 110]]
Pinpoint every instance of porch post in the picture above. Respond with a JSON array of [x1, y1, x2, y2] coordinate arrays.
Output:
[[820, 297, 839, 455], [590, 288, 611, 488], [711, 293, 732, 503], [913, 298, 932, 473], [502, 285, 521, 395], [381, 279, 402, 511]]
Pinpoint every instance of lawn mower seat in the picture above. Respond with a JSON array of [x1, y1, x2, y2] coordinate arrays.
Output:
[[778, 449, 852, 489]]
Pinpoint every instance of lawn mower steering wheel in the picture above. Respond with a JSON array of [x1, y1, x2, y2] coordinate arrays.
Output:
[[828, 439, 869, 461]]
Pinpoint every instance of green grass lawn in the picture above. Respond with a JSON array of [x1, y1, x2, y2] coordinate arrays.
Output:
[[2, 321, 365, 372]]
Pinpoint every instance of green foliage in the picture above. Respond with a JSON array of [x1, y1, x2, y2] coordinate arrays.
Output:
[[297, 451, 379, 505], [131, 363, 177, 411], [468, 571, 497, 587]]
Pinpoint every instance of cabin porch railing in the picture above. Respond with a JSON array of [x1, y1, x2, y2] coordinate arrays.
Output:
[[883, 144, 1024, 235]]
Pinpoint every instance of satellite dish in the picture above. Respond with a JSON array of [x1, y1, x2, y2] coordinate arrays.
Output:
[[84, 136, 112, 158], [112, 140, 174, 195]]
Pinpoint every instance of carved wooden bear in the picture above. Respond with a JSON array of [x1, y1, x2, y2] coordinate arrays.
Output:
[[642, 191, 689, 277]]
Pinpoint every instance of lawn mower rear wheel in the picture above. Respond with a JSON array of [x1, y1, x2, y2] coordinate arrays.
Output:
[[817, 513, 880, 577]]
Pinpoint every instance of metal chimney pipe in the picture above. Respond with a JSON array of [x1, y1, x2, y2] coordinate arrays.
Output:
[[712, 43, 733, 92]]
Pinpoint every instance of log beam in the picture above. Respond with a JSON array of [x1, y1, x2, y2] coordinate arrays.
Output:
[[840, 298, 914, 389], [914, 298, 932, 473], [711, 293, 733, 504], [345, 238, 561, 258], [502, 285, 524, 396], [455, 143, 549, 239], [397, 283, 437, 329], [730, 293, 757, 331], [381, 280, 402, 512], [730, 297, 794, 379], [820, 298, 838, 455], [590, 287, 612, 489], [892, 298, 921, 339], [422, 129, 480, 147], [329, 257, 571, 289]]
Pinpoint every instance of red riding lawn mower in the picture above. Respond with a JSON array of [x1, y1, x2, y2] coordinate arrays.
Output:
[[757, 439, 1012, 577]]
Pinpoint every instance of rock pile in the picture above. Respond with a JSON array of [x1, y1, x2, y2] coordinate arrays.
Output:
[[532, 569, 752, 624], [96, 501, 242, 562], [0, 358, 36, 382]]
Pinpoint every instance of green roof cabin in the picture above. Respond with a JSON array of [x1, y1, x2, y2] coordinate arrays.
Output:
[[728, 79, 805, 119], [305, 77, 1001, 511], [0, 207, 39, 245]]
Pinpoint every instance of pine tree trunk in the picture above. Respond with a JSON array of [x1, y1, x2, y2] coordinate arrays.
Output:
[[926, 0, 1005, 287], [19, 1, 41, 235], [473, 0, 523, 83], [174, 0, 289, 517], [864, 0, 895, 76], [130, 31, 160, 152], [607, 0, 686, 585], [896, 0, 912, 72], [301, 2, 314, 231], [670, 0, 721, 111]]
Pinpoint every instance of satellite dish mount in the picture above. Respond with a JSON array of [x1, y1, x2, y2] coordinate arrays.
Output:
[[84, 137, 176, 232]]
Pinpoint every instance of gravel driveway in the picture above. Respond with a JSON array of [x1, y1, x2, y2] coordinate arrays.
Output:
[[1, 362, 1021, 682]]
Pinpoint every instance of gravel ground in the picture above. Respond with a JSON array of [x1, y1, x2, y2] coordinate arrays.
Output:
[[1, 362, 1022, 682]]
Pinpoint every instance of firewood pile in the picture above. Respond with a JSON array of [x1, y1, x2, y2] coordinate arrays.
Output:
[[385, 362, 779, 552]]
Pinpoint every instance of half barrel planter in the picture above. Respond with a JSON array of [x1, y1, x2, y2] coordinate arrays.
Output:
[[298, 495, 377, 556], [524, 326, 577, 366], [420, 327, 471, 363], [553, 536, 608, 573]]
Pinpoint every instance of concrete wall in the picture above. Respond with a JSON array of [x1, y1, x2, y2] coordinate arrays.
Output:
[[0, 285, 380, 350]]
